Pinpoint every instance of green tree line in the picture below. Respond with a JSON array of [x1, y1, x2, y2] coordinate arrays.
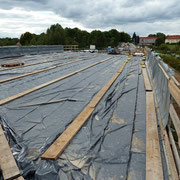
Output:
[[0, 38, 19, 46], [19, 24, 131, 49]]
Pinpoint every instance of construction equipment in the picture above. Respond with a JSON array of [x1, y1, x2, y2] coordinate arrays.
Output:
[[108, 47, 120, 55]]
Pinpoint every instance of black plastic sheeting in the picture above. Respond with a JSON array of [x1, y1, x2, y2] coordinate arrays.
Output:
[[0, 52, 98, 80], [0, 53, 106, 99], [0, 54, 146, 179]]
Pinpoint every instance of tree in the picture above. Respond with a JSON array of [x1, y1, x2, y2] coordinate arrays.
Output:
[[108, 29, 120, 47], [20, 32, 33, 45], [46, 24, 66, 45], [16, 23, 131, 49], [136, 36, 140, 44], [148, 34, 157, 37], [36, 33, 48, 45], [148, 32, 166, 46], [132, 32, 136, 44], [0, 38, 19, 46], [132, 32, 139, 45], [120, 32, 131, 43]]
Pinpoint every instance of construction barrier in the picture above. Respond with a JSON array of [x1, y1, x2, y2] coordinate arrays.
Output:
[[0, 45, 64, 59], [146, 49, 180, 178]]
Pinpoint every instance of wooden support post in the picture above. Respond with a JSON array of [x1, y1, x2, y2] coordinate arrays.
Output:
[[0, 125, 22, 180], [169, 104, 180, 147], [142, 68, 152, 91], [167, 125, 180, 176], [168, 79, 180, 107]]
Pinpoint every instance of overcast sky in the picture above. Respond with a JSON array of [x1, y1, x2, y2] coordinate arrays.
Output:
[[0, 0, 180, 38]]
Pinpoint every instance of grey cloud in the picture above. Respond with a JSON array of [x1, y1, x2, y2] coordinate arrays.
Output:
[[0, 0, 48, 11], [1, 0, 180, 28], [45, 0, 180, 29], [0, 0, 180, 36]]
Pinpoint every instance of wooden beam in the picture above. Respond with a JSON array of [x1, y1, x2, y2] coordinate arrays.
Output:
[[167, 125, 180, 176], [158, 63, 170, 80], [41, 60, 128, 160], [14, 176, 24, 180], [169, 104, 180, 147], [146, 92, 163, 180], [142, 68, 152, 91], [0, 57, 112, 106], [171, 76, 180, 87], [168, 79, 180, 107], [0, 125, 21, 180]]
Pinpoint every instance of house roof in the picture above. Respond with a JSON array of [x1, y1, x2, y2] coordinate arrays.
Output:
[[166, 35, 180, 39], [140, 37, 157, 39]]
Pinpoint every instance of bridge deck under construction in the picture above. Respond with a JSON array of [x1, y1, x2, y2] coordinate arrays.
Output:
[[0, 52, 175, 180]]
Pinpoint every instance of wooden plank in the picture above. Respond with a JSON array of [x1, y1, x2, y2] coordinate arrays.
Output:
[[171, 76, 180, 87], [154, 93, 179, 180], [0, 125, 21, 180], [142, 68, 152, 91], [0, 57, 112, 106], [14, 176, 24, 180], [168, 79, 180, 107], [146, 92, 163, 180], [158, 63, 170, 80], [0, 58, 85, 84], [169, 104, 180, 147], [162, 128, 179, 180], [167, 125, 180, 176], [141, 65, 146, 68], [41, 59, 128, 160]]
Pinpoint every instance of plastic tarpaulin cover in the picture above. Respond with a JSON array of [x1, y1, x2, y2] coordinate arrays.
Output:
[[0, 54, 146, 179]]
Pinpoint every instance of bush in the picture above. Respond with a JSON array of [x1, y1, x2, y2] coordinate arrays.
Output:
[[160, 54, 180, 72], [159, 44, 169, 51]]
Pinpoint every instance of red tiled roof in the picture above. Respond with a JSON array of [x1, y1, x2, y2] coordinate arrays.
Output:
[[166, 35, 180, 39], [140, 37, 157, 39], [16, 42, 21, 46]]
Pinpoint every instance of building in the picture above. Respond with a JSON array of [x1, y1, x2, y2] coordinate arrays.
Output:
[[139, 37, 157, 46], [165, 35, 180, 44], [16, 42, 21, 46]]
